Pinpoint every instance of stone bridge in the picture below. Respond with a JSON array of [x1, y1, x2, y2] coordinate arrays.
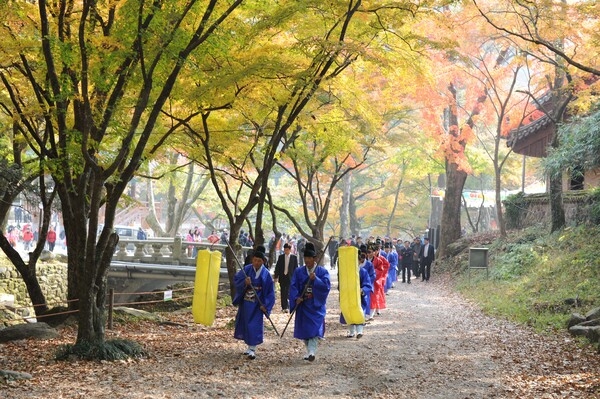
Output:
[[0, 238, 250, 318], [108, 238, 250, 303]]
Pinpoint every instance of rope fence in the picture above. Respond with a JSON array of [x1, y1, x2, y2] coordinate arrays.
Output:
[[0, 286, 197, 329]]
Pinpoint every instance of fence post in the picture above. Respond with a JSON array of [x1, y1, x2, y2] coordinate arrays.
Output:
[[172, 236, 182, 264], [108, 288, 114, 330]]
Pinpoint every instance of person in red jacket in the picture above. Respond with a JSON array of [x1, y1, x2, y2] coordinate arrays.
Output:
[[47, 226, 57, 252], [368, 242, 390, 317], [22, 227, 34, 251]]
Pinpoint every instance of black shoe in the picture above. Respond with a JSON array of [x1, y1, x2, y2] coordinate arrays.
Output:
[[356, 333, 363, 339], [308, 354, 315, 362], [303, 355, 310, 361], [407, 280, 411, 284], [247, 351, 256, 360]]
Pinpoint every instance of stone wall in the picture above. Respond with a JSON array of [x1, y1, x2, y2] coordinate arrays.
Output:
[[0, 259, 68, 320], [509, 190, 596, 229]]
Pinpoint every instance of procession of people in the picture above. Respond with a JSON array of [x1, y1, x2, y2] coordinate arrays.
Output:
[[233, 233, 434, 361]]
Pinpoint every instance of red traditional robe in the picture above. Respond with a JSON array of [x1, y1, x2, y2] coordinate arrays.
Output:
[[370, 254, 390, 310]]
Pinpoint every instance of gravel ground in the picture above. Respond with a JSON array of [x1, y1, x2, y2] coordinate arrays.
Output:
[[2, 271, 599, 399]]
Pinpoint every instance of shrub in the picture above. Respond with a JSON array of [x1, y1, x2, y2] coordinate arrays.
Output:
[[589, 187, 600, 225], [503, 192, 528, 229]]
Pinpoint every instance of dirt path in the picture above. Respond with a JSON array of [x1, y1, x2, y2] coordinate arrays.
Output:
[[2, 271, 598, 398]]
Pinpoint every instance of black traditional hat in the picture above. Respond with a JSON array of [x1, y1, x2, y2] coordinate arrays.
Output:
[[253, 245, 267, 262], [359, 244, 368, 254], [304, 242, 317, 257]]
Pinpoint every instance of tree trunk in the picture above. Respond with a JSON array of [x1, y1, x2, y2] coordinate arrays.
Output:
[[166, 176, 177, 235], [386, 161, 407, 237], [437, 85, 487, 257], [254, 200, 266, 249], [438, 160, 467, 258], [145, 178, 165, 236], [549, 124, 566, 232], [549, 173, 565, 232], [494, 159, 507, 237], [0, 238, 49, 316], [224, 222, 245, 299]]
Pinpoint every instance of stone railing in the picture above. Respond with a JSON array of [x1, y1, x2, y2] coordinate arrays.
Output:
[[114, 237, 250, 265]]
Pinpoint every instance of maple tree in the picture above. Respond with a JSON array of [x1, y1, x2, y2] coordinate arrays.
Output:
[[0, 97, 62, 316], [0, 144, 56, 317], [273, 127, 373, 249], [172, 0, 435, 295], [452, 22, 538, 238], [474, 0, 600, 232], [473, 0, 600, 77], [0, 0, 246, 355], [177, 0, 368, 295], [142, 154, 212, 237]]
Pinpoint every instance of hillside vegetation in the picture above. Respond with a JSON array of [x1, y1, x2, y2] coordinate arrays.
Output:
[[439, 224, 600, 336]]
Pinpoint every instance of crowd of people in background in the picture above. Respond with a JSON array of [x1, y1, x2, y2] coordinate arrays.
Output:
[[3, 223, 63, 253]]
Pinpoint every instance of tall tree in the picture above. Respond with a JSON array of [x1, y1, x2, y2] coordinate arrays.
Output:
[[473, 0, 600, 76], [177, 0, 433, 295], [0, 0, 246, 355], [184, 1, 367, 296], [0, 125, 55, 317], [273, 129, 373, 251], [143, 155, 210, 237], [462, 39, 533, 238], [474, 0, 600, 232], [414, 4, 533, 254]]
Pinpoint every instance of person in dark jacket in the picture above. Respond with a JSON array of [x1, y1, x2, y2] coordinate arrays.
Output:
[[273, 243, 298, 313], [411, 237, 422, 278], [328, 238, 340, 269], [399, 240, 414, 284], [419, 237, 435, 282]]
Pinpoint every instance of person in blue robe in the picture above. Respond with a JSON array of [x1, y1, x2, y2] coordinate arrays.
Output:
[[384, 243, 399, 291], [358, 245, 376, 317], [289, 242, 331, 362], [233, 246, 275, 360]]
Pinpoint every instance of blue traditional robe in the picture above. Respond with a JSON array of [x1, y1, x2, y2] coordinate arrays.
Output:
[[233, 264, 275, 346], [362, 259, 375, 313], [358, 266, 373, 316], [385, 250, 399, 291], [340, 266, 373, 324], [289, 265, 331, 340]]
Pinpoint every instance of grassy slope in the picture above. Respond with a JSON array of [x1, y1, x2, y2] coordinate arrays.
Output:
[[439, 224, 600, 334]]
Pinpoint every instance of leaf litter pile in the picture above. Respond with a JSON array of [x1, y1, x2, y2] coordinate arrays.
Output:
[[1, 274, 598, 399]]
